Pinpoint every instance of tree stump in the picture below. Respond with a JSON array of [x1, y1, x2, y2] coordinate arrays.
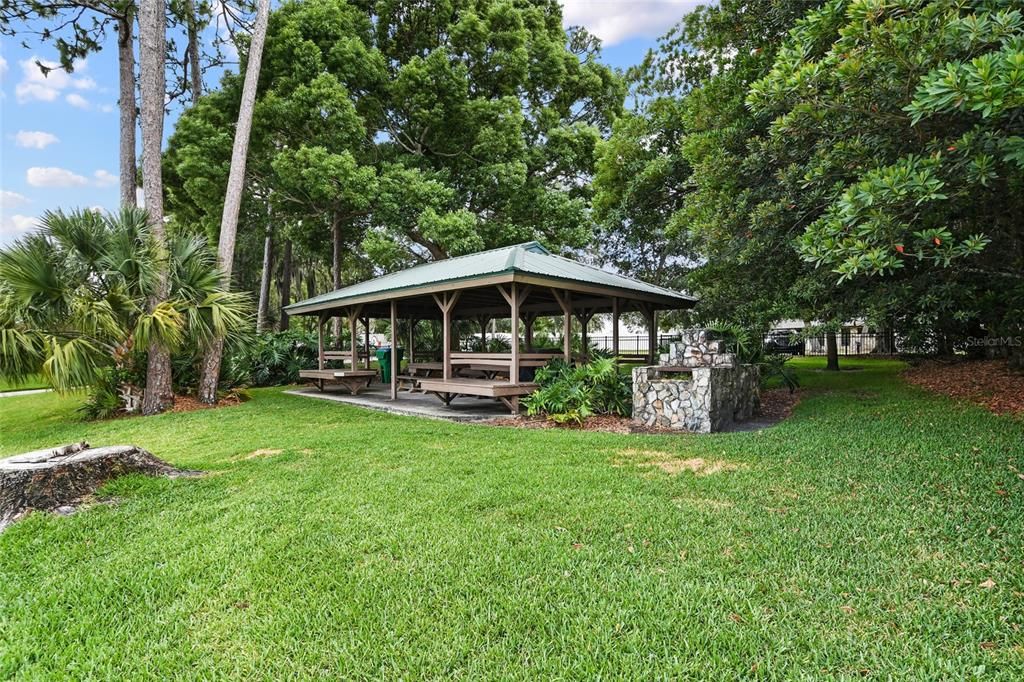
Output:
[[0, 442, 198, 530]]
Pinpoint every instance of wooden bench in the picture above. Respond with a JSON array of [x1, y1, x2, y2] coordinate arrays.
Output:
[[396, 374, 420, 392], [417, 377, 538, 413], [320, 351, 356, 368], [299, 369, 377, 394]]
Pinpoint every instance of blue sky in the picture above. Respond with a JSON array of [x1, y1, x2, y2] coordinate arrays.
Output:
[[0, 1, 701, 245]]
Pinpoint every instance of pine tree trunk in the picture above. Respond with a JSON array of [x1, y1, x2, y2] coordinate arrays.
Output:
[[185, 0, 202, 101], [278, 238, 292, 331], [117, 13, 137, 208], [825, 330, 840, 371], [331, 213, 342, 342], [256, 225, 274, 332], [139, 0, 173, 415], [198, 0, 271, 404]]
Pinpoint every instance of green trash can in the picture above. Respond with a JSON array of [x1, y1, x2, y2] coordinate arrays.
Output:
[[376, 347, 404, 383]]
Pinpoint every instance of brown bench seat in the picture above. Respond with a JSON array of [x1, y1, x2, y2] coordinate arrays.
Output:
[[417, 377, 538, 413]]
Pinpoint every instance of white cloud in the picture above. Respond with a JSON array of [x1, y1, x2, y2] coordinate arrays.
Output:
[[561, 0, 701, 46], [0, 190, 31, 211], [26, 166, 89, 188], [99, 103, 115, 113], [14, 130, 59, 149], [65, 92, 91, 109], [15, 56, 96, 104], [93, 169, 118, 187], [0, 191, 37, 244], [0, 214, 40, 244], [0, 55, 8, 80]]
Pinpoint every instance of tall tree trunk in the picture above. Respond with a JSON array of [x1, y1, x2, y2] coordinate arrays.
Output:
[[825, 330, 840, 371], [117, 12, 137, 208], [278, 238, 292, 331], [197, 0, 271, 404], [139, 0, 173, 415], [256, 225, 274, 331], [184, 0, 201, 101], [331, 213, 342, 342]]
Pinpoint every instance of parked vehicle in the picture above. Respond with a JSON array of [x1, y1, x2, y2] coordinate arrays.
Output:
[[764, 330, 804, 355]]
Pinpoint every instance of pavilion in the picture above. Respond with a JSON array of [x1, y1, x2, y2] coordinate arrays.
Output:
[[285, 242, 696, 413]]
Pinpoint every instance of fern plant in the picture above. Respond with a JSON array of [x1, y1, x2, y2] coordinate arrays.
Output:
[[524, 357, 632, 425]]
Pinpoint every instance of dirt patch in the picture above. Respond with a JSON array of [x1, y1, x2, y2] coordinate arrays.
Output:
[[615, 448, 747, 476], [903, 359, 1024, 415], [170, 391, 245, 414], [758, 388, 801, 423], [673, 496, 735, 509], [239, 448, 283, 460]]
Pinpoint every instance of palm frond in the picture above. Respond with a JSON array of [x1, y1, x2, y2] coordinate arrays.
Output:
[[135, 301, 185, 352], [41, 336, 108, 393], [186, 290, 254, 347]]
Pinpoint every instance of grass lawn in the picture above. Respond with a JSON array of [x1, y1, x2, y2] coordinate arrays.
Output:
[[1, 359, 1022, 678], [0, 374, 47, 392]]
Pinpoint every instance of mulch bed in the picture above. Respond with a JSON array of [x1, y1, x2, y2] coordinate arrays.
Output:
[[902, 359, 1024, 415], [169, 392, 245, 413], [486, 387, 801, 434]]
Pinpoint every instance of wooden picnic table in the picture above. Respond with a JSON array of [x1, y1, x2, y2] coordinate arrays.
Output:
[[298, 369, 376, 394]]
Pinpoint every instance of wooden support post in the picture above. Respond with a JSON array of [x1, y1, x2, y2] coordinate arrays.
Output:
[[362, 317, 370, 370], [477, 314, 490, 351], [510, 284, 520, 384], [576, 309, 593, 358], [523, 313, 536, 352], [433, 292, 461, 381], [645, 306, 657, 365], [348, 304, 362, 371], [550, 288, 572, 362], [349, 314, 358, 370], [390, 300, 398, 400], [612, 297, 620, 358], [317, 314, 325, 370], [408, 319, 416, 364]]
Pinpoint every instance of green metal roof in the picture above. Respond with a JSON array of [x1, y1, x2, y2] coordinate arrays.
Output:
[[285, 242, 695, 314]]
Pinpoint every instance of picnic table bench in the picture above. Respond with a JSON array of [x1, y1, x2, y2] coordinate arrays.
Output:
[[299, 369, 377, 394]]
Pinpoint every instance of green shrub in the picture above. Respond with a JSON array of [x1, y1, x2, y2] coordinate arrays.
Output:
[[78, 367, 136, 420], [524, 357, 632, 425], [703, 320, 800, 393], [226, 330, 319, 387]]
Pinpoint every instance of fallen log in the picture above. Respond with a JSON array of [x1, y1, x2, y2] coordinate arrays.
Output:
[[0, 442, 199, 530]]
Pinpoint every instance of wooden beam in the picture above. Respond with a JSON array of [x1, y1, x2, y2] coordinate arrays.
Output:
[[576, 309, 593, 357], [495, 284, 512, 307], [646, 307, 657, 365], [510, 283, 520, 384], [348, 311, 357, 371], [612, 297, 620, 358], [477, 314, 490, 351], [317, 314, 325, 370], [523, 312, 536, 352], [408, 318, 416, 364], [361, 316, 370, 370], [433, 293, 461, 380], [551, 288, 572, 361], [390, 300, 398, 400]]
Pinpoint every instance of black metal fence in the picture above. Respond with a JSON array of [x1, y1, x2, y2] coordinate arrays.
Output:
[[763, 330, 900, 356], [590, 331, 901, 357], [587, 335, 682, 357]]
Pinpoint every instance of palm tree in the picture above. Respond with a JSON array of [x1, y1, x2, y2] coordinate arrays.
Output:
[[0, 208, 251, 413]]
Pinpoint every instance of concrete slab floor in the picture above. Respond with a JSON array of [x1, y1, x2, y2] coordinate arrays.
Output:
[[284, 383, 513, 422]]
